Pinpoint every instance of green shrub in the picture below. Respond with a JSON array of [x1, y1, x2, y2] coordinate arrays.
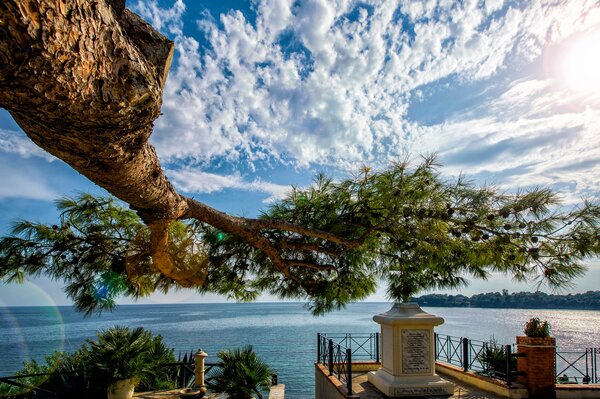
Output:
[[136, 335, 177, 391], [0, 349, 102, 399], [208, 345, 273, 399], [480, 337, 516, 378], [0, 326, 176, 399], [524, 317, 551, 337], [89, 326, 176, 392]]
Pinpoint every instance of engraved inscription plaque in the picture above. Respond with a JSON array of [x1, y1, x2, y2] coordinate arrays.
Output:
[[393, 386, 447, 396], [401, 329, 431, 374]]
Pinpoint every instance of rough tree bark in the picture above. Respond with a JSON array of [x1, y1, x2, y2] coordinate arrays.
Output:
[[0, 0, 358, 288]]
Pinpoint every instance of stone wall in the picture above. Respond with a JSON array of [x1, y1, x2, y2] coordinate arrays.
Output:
[[516, 336, 556, 399], [436, 362, 528, 399], [314, 363, 351, 399]]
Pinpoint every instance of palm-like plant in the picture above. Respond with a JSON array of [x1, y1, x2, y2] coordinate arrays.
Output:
[[0, 349, 103, 399], [209, 346, 273, 399], [89, 326, 154, 389]]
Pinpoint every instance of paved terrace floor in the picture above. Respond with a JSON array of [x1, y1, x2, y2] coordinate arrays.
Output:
[[135, 392, 225, 398], [135, 384, 285, 399], [135, 377, 500, 399], [351, 372, 504, 399]]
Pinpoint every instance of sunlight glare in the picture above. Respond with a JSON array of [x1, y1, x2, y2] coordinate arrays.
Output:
[[560, 30, 600, 94]]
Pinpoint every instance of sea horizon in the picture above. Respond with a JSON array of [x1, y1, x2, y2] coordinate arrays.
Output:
[[2, 302, 599, 398], [2, 297, 598, 311]]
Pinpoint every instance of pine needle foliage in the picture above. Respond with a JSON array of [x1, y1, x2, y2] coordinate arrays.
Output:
[[3, 158, 600, 314], [0, 193, 206, 315], [202, 157, 600, 311]]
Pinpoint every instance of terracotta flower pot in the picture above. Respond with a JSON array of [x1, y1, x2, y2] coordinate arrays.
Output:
[[107, 378, 135, 399]]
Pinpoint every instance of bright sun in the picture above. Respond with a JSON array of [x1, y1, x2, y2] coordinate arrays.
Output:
[[560, 30, 600, 93]]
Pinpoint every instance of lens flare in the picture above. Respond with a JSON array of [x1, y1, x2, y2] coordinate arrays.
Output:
[[216, 231, 227, 241], [92, 271, 127, 304], [0, 282, 65, 386], [22, 282, 66, 356], [0, 301, 31, 376]]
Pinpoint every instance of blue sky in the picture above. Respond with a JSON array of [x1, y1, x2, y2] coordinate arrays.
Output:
[[2, 0, 600, 307]]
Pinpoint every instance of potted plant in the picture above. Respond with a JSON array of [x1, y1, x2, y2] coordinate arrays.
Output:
[[524, 317, 551, 338], [208, 346, 273, 399], [89, 326, 155, 399], [517, 317, 554, 352]]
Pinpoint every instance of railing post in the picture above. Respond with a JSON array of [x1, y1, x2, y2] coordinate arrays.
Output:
[[346, 348, 353, 396], [194, 348, 208, 389], [592, 348, 598, 384], [462, 338, 469, 372], [375, 332, 380, 363], [505, 344, 512, 386], [328, 339, 334, 376], [317, 333, 321, 363], [584, 348, 590, 384], [337, 345, 342, 379]]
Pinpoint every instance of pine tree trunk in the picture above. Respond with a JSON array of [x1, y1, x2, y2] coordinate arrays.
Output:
[[0, 1, 346, 287], [0, 0, 299, 285], [0, 0, 184, 221]]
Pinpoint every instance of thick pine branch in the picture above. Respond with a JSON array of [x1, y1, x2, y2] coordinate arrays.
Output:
[[1, 1, 600, 314]]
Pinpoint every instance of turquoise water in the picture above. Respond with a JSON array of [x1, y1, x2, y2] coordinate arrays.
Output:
[[1, 302, 599, 398]]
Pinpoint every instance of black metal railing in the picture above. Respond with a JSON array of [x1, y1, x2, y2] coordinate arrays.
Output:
[[317, 331, 600, 391], [318, 333, 380, 362], [0, 371, 76, 398], [317, 333, 372, 397], [0, 350, 211, 398], [434, 333, 521, 385], [556, 348, 599, 384]]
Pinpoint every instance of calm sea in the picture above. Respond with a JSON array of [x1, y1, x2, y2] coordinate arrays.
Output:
[[1, 302, 599, 398]]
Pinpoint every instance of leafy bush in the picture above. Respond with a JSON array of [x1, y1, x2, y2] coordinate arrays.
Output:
[[480, 337, 516, 378], [136, 335, 178, 391], [208, 346, 273, 399], [524, 317, 551, 337], [0, 349, 103, 399], [0, 326, 176, 398]]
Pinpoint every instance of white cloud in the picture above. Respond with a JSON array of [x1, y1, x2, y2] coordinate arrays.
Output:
[[138, 0, 600, 173], [0, 129, 55, 161], [412, 78, 600, 202], [166, 168, 291, 203], [126, 0, 600, 205], [132, 0, 186, 36]]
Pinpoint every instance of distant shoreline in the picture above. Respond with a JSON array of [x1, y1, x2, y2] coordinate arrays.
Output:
[[413, 290, 600, 311], [2, 295, 600, 311]]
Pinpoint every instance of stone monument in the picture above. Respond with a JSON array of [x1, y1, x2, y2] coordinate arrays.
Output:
[[368, 302, 454, 397]]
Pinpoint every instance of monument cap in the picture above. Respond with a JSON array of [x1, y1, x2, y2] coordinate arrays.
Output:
[[373, 302, 444, 326]]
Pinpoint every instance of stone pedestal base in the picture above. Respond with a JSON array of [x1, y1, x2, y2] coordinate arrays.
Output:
[[368, 369, 454, 397]]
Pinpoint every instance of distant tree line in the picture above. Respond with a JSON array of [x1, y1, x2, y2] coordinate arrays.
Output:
[[412, 290, 600, 310]]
